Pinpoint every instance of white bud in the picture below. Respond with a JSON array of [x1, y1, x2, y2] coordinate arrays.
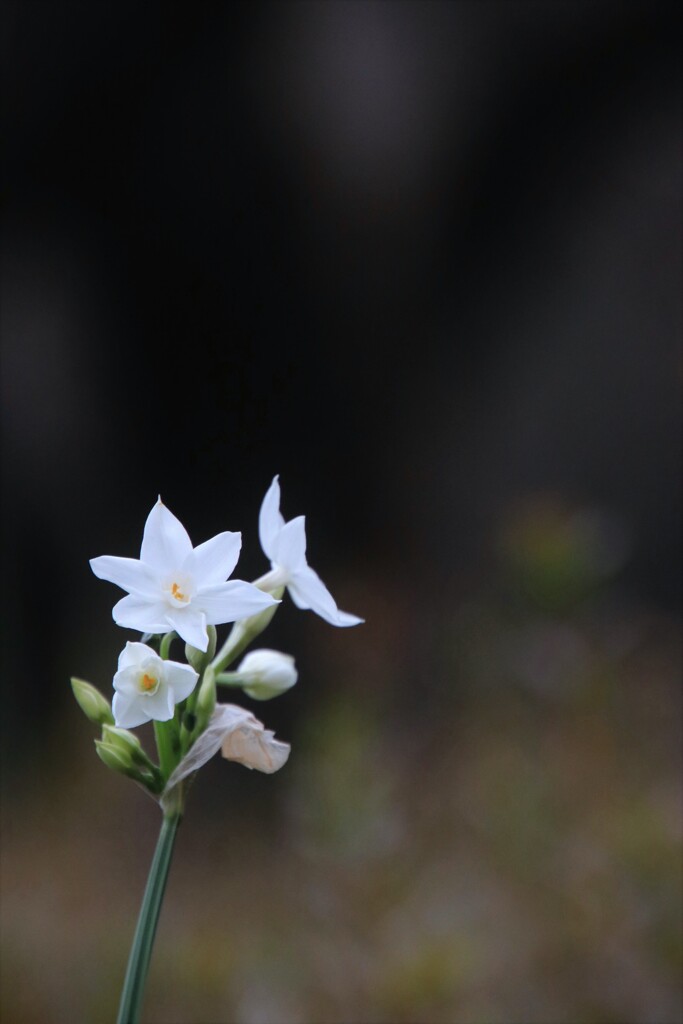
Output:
[[236, 649, 298, 701]]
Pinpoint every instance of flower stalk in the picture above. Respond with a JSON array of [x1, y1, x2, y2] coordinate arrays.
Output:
[[153, 719, 177, 779], [116, 812, 181, 1024]]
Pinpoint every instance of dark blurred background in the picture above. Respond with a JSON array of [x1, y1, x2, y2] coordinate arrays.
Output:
[[1, 2, 681, 1022]]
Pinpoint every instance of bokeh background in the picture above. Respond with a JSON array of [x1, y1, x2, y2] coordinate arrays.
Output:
[[1, 2, 681, 1022]]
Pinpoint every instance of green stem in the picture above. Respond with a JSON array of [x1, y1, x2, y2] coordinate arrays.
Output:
[[153, 720, 176, 779], [179, 685, 200, 755], [209, 586, 284, 678], [159, 631, 177, 660], [215, 671, 244, 686], [116, 813, 181, 1024], [210, 621, 250, 675]]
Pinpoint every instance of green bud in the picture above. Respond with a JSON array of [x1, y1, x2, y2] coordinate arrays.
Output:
[[185, 646, 203, 673], [95, 738, 137, 776], [242, 587, 284, 643], [95, 738, 163, 794], [193, 667, 217, 736], [185, 625, 217, 673], [71, 678, 115, 726], [101, 725, 152, 768]]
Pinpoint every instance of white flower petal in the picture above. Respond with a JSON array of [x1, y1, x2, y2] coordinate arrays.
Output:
[[287, 564, 335, 612], [259, 475, 285, 560], [271, 516, 307, 574], [185, 531, 242, 585], [288, 566, 364, 627], [164, 607, 208, 651], [140, 499, 193, 573], [143, 685, 176, 722], [112, 670, 137, 697], [112, 691, 150, 729], [330, 609, 365, 626], [89, 556, 159, 597], [198, 581, 279, 625], [163, 662, 199, 704], [112, 595, 171, 634], [117, 641, 161, 672]]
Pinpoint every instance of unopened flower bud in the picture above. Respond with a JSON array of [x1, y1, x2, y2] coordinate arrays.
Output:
[[186, 626, 216, 672], [101, 724, 150, 767], [194, 667, 217, 736], [71, 678, 115, 726], [236, 649, 298, 701], [95, 738, 137, 776], [95, 737, 162, 794], [185, 645, 204, 673]]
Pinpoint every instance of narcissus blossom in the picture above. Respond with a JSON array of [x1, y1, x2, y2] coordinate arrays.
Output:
[[257, 475, 363, 627], [112, 642, 199, 729], [90, 498, 279, 651]]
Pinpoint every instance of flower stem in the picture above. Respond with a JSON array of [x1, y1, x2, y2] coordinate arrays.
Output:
[[215, 671, 244, 686], [210, 586, 284, 678], [153, 719, 176, 778], [116, 813, 181, 1024], [159, 630, 177, 660]]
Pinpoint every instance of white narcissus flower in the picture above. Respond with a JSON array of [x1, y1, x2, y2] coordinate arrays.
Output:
[[257, 475, 364, 627], [90, 498, 279, 652], [235, 649, 298, 700], [112, 642, 199, 729]]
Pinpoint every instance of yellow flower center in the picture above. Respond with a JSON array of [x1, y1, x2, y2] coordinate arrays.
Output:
[[163, 573, 193, 607], [138, 672, 159, 695]]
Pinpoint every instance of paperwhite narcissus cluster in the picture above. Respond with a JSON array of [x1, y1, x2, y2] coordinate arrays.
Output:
[[72, 477, 363, 802]]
